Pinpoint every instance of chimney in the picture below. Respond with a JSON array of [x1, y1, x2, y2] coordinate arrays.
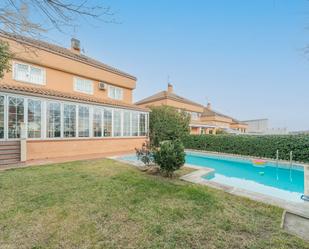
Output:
[[207, 102, 211, 109], [167, 83, 173, 93], [71, 38, 81, 54]]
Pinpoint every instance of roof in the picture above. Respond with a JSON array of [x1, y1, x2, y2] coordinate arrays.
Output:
[[0, 83, 148, 112], [135, 90, 204, 108], [202, 107, 233, 120], [202, 107, 247, 125], [0, 31, 136, 80]]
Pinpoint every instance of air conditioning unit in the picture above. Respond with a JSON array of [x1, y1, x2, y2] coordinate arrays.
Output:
[[98, 82, 107, 90]]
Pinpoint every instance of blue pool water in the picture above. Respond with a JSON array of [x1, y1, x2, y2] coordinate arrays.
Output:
[[120, 152, 305, 202]]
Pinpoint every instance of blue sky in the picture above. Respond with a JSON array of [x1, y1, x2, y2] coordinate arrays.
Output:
[[50, 0, 309, 131]]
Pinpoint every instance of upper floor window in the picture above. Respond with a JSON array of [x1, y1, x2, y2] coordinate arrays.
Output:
[[13, 62, 45, 85], [108, 85, 123, 100], [74, 77, 93, 95], [190, 112, 200, 120]]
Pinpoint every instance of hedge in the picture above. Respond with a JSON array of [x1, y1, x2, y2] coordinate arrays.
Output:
[[183, 134, 309, 163]]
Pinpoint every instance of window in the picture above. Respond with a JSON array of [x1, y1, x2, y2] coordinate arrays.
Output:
[[139, 113, 146, 136], [93, 108, 102, 137], [63, 104, 76, 137], [14, 62, 45, 85], [108, 85, 123, 100], [190, 112, 200, 120], [78, 106, 89, 137], [145, 114, 149, 135], [123, 111, 131, 136], [74, 77, 93, 95], [0, 96, 4, 139], [113, 110, 122, 137], [47, 102, 61, 138], [8, 97, 24, 139], [27, 99, 41, 138], [132, 112, 139, 136], [104, 109, 112, 137]]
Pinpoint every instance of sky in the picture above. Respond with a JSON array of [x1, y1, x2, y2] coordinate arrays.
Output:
[[48, 0, 309, 131]]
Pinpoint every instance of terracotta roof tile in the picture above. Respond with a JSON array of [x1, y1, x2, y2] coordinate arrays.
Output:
[[0, 31, 136, 80], [135, 90, 204, 108], [0, 83, 148, 112]]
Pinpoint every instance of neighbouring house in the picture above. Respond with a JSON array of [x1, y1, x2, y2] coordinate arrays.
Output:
[[0, 31, 149, 165], [135, 84, 247, 134]]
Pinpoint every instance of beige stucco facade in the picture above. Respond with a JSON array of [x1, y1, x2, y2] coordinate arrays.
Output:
[[135, 84, 247, 135], [0, 32, 148, 163], [1, 35, 135, 104]]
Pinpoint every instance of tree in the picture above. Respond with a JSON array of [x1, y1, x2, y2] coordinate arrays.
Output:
[[0, 1, 115, 37], [149, 106, 190, 147], [0, 0, 115, 78]]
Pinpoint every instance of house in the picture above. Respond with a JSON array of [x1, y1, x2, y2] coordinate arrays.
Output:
[[135, 84, 247, 134], [0, 31, 149, 165]]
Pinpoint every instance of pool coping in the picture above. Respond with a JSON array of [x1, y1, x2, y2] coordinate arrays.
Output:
[[111, 153, 309, 217], [185, 149, 309, 196], [179, 166, 309, 217]]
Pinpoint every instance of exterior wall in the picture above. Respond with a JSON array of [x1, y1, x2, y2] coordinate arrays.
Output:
[[165, 99, 204, 113], [0, 35, 149, 162], [230, 123, 248, 133], [136, 98, 203, 113], [27, 137, 146, 160], [1, 36, 135, 104], [190, 127, 201, 135], [200, 115, 233, 124]]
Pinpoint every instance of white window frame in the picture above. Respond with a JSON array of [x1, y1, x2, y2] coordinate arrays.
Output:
[[0, 94, 5, 140], [13, 61, 46, 85], [77, 104, 90, 138], [0, 92, 149, 141], [27, 99, 42, 139], [108, 85, 123, 100], [73, 77, 94, 95]]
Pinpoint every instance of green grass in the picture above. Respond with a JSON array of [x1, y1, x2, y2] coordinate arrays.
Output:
[[0, 159, 308, 249]]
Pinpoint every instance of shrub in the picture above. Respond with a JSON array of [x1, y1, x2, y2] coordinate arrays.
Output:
[[135, 142, 154, 166], [149, 106, 190, 147], [183, 134, 309, 163], [153, 140, 186, 177]]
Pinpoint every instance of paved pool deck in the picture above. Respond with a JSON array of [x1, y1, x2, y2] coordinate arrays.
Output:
[[180, 166, 309, 218]]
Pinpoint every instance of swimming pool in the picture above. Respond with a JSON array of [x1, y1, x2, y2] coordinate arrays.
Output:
[[120, 152, 305, 203]]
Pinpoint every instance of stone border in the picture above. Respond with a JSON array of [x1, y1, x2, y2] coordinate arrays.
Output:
[[179, 167, 309, 217], [113, 153, 309, 217]]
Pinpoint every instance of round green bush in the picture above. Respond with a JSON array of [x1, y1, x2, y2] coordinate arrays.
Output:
[[153, 140, 186, 177]]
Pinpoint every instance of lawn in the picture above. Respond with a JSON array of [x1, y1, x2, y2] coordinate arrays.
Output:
[[0, 159, 308, 249]]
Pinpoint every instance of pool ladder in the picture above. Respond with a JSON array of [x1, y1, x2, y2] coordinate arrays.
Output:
[[276, 150, 293, 182], [289, 151, 293, 182], [276, 150, 279, 180]]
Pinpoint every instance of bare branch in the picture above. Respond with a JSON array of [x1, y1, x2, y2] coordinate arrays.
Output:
[[0, 0, 116, 38]]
